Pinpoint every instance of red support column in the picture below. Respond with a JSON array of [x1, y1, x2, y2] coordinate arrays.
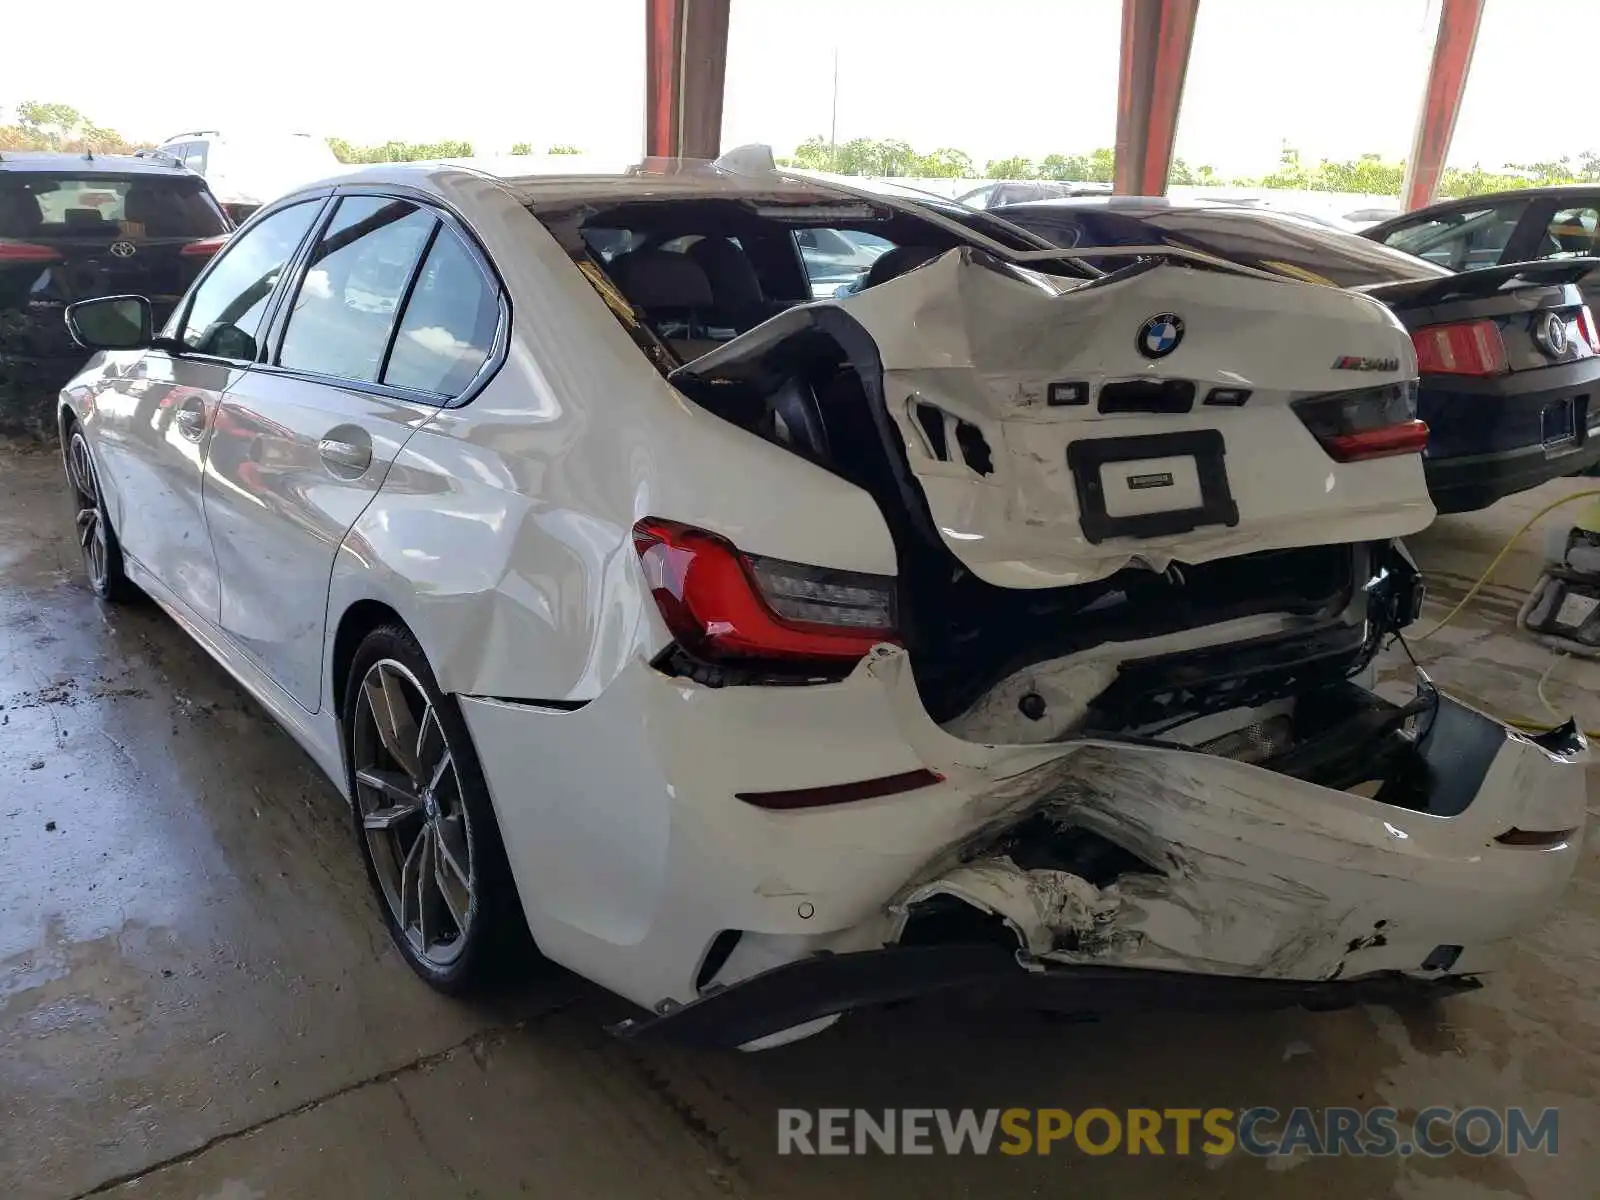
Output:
[[1113, 0, 1201, 196], [644, 0, 731, 160], [1401, 0, 1484, 211]]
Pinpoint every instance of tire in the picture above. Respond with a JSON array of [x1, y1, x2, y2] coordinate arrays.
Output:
[[343, 623, 535, 994], [63, 427, 136, 603]]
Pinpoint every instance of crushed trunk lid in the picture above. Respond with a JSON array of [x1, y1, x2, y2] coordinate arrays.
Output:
[[676, 248, 1434, 588]]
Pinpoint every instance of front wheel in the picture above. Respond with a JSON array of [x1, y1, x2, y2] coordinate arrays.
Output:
[[344, 624, 534, 993], [64, 428, 135, 602]]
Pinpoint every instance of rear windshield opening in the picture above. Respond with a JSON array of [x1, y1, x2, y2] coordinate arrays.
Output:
[[0, 174, 228, 241], [536, 194, 1088, 369]]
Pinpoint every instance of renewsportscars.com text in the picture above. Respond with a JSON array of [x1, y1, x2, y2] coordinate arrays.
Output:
[[777, 1106, 1559, 1158]]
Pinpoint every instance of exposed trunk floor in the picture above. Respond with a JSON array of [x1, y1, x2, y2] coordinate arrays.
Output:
[[2, 438, 1596, 1200]]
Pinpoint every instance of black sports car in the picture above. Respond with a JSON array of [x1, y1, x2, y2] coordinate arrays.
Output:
[[991, 197, 1600, 513]]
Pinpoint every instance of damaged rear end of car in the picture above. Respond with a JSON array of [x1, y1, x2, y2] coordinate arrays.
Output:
[[508, 176, 1588, 1048]]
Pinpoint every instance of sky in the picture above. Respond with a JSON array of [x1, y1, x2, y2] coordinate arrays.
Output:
[[1, 0, 1586, 175]]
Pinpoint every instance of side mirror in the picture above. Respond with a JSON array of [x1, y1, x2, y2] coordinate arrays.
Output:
[[65, 295, 154, 351]]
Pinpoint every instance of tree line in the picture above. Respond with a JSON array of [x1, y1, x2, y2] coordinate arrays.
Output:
[[0, 101, 587, 164], [785, 135, 1600, 198], [9, 101, 1600, 199], [0, 101, 153, 155]]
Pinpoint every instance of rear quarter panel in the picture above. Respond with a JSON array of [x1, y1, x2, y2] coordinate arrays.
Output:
[[325, 170, 897, 705]]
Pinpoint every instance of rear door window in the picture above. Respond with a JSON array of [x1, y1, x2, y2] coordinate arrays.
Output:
[[383, 224, 499, 396], [794, 227, 894, 297], [1538, 204, 1600, 259], [1375, 202, 1526, 270], [278, 196, 437, 383], [181, 199, 322, 359], [0, 174, 227, 241]]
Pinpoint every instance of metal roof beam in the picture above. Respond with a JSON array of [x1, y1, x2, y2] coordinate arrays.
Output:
[[1401, 0, 1484, 211], [1113, 0, 1200, 196], [645, 0, 731, 160]]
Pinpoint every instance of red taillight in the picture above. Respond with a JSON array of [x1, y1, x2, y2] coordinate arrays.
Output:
[[1321, 421, 1430, 461], [632, 518, 897, 663], [1293, 382, 1429, 463], [181, 234, 230, 258], [1411, 319, 1507, 376], [0, 239, 59, 263], [1577, 306, 1600, 354]]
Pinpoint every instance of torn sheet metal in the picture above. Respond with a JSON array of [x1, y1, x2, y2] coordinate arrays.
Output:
[[824, 249, 1434, 587], [862, 646, 1587, 984], [941, 609, 1308, 744]]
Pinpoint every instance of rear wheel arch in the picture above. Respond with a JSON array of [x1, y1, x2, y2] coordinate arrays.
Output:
[[330, 599, 408, 725]]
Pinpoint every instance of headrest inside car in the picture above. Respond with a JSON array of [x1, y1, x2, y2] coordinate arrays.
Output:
[[608, 250, 714, 311]]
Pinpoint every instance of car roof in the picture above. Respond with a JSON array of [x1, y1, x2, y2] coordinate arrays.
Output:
[[160, 130, 328, 144], [288, 153, 876, 211], [0, 150, 196, 177], [1405, 184, 1600, 208]]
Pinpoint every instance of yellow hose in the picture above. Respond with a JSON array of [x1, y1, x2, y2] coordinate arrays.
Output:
[[1408, 487, 1600, 736], [1410, 488, 1600, 640]]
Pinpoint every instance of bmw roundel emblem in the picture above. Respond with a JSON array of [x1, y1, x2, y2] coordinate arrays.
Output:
[[1137, 313, 1184, 358]]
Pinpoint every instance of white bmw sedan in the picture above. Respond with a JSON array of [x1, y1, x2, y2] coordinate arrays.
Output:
[[57, 154, 1586, 1048]]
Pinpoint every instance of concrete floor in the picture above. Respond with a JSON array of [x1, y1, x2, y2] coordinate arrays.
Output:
[[3, 438, 1597, 1200]]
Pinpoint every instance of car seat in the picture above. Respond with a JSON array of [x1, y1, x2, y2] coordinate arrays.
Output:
[[685, 236, 767, 332], [862, 244, 944, 290], [63, 208, 109, 232], [122, 187, 169, 237], [0, 189, 45, 240], [607, 249, 719, 358]]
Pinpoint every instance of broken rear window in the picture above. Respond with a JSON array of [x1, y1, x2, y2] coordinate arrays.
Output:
[[535, 193, 1085, 371]]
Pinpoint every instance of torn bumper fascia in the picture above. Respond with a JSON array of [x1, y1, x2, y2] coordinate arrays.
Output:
[[618, 646, 1586, 1044], [867, 645, 1587, 979], [611, 946, 1484, 1049]]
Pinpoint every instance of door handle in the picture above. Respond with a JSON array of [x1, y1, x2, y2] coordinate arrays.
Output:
[[318, 437, 372, 474]]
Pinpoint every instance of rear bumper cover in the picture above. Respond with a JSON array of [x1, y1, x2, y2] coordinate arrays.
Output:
[[466, 646, 1586, 1044], [611, 945, 1483, 1048], [1420, 359, 1600, 512], [1425, 433, 1600, 513]]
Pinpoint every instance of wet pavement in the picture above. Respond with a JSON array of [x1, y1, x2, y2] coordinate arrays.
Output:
[[2, 437, 1597, 1199]]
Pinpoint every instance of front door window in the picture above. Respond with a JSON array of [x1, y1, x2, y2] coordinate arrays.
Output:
[[180, 200, 321, 359]]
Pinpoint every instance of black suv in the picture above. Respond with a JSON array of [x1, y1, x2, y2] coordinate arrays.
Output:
[[1, 151, 229, 436]]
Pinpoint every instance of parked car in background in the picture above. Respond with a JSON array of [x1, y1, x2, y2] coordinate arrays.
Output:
[[794, 225, 891, 296], [994, 197, 1600, 512], [0, 150, 227, 436], [156, 130, 342, 224], [54, 155, 1584, 1048], [956, 179, 1111, 209], [1363, 187, 1600, 308], [1344, 206, 1399, 230]]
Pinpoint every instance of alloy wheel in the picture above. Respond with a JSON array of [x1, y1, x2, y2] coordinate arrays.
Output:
[[66, 434, 110, 591], [352, 658, 476, 969]]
